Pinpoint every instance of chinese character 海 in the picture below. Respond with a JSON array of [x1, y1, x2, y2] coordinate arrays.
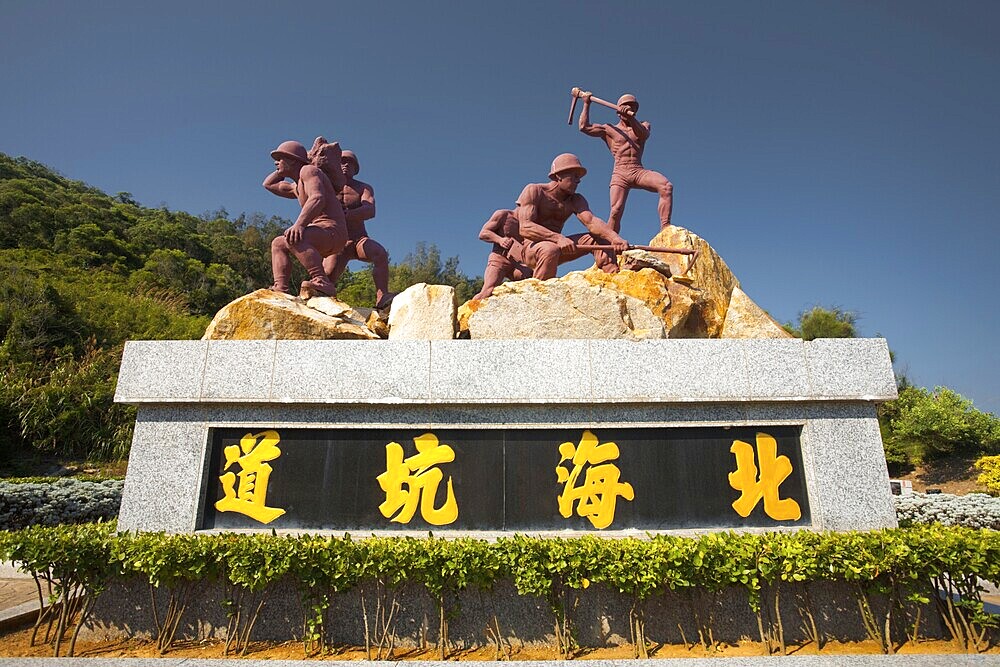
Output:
[[376, 432, 458, 525], [728, 432, 801, 521], [556, 430, 634, 529], [215, 430, 286, 524]]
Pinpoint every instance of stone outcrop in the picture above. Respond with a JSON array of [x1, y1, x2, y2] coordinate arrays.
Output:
[[464, 267, 695, 340], [202, 289, 379, 340], [204, 228, 785, 342], [645, 225, 740, 338], [387, 283, 457, 340], [461, 225, 784, 341], [720, 286, 793, 339]]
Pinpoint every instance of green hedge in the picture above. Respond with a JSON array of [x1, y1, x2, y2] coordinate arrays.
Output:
[[0, 524, 997, 657]]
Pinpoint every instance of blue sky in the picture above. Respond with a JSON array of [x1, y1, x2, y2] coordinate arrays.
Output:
[[2, 1, 998, 413]]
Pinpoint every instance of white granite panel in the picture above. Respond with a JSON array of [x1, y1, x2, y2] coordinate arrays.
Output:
[[590, 340, 749, 401], [805, 338, 897, 400], [595, 402, 749, 426], [429, 339, 592, 402], [740, 338, 809, 400], [117, 407, 210, 532], [270, 340, 431, 402], [799, 403, 896, 530], [425, 404, 596, 426], [201, 340, 276, 400], [114, 340, 208, 402]]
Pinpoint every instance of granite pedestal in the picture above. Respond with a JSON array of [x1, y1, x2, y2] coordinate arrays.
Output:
[[113, 338, 898, 534]]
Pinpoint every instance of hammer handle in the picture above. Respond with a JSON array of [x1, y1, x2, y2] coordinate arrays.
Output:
[[571, 87, 621, 112]]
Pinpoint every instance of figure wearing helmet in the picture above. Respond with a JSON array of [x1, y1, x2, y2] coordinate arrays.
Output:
[[514, 153, 629, 281], [472, 208, 532, 300], [317, 149, 396, 310], [578, 92, 674, 233], [263, 139, 349, 297]]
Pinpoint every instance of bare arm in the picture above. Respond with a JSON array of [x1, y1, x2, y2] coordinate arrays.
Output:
[[345, 183, 376, 224], [576, 206, 628, 252], [620, 107, 651, 141], [578, 97, 606, 137], [479, 209, 512, 249], [283, 166, 327, 244], [262, 171, 297, 199]]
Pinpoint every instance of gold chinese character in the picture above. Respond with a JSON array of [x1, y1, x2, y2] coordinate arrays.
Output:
[[728, 432, 801, 521], [556, 430, 634, 529], [376, 432, 458, 525], [215, 430, 286, 524]]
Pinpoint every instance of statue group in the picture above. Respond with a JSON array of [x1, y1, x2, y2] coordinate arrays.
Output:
[[263, 90, 675, 305]]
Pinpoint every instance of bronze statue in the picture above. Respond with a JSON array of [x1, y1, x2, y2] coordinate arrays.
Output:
[[516, 153, 629, 281], [576, 89, 674, 233], [472, 208, 532, 300], [263, 140, 347, 296], [318, 149, 396, 310]]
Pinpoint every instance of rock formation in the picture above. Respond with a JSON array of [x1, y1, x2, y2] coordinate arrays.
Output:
[[387, 283, 457, 340], [464, 268, 693, 340], [460, 225, 791, 340], [202, 289, 379, 340], [203, 227, 789, 341]]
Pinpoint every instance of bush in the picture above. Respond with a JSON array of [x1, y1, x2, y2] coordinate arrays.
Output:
[[893, 491, 1000, 530], [975, 455, 1000, 496], [882, 386, 1000, 464], [0, 478, 123, 529]]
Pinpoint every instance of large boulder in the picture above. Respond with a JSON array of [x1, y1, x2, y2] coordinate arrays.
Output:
[[720, 287, 793, 339], [202, 289, 379, 340], [645, 225, 740, 338], [387, 283, 457, 340], [464, 267, 695, 340]]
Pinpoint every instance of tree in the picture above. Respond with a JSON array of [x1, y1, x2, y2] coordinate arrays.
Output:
[[783, 306, 857, 340], [881, 386, 1000, 464]]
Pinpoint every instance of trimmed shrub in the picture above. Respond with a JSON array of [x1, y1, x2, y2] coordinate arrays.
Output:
[[893, 491, 1000, 530], [0, 478, 123, 529]]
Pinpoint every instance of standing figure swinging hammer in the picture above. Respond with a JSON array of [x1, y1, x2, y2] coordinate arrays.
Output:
[[576, 90, 674, 234]]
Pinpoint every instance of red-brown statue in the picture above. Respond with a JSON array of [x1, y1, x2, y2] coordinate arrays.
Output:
[[263, 140, 348, 296], [472, 208, 532, 300], [516, 154, 629, 281], [578, 92, 673, 233], [318, 150, 396, 310]]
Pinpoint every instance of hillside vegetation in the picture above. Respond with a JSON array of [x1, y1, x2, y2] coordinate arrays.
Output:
[[0, 154, 479, 462]]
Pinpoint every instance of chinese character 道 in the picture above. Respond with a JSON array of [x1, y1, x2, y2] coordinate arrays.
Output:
[[215, 430, 286, 524]]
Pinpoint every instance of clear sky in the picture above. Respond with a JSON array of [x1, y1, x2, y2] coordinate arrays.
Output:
[[2, 1, 998, 413]]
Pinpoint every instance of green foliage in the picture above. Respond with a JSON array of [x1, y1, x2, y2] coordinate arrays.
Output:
[[882, 386, 1000, 464], [1, 525, 998, 655], [783, 305, 858, 340], [0, 153, 486, 461], [975, 455, 1000, 496]]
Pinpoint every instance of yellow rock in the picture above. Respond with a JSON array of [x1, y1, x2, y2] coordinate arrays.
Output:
[[464, 268, 696, 339], [720, 287, 793, 339], [646, 225, 740, 337], [202, 289, 379, 340]]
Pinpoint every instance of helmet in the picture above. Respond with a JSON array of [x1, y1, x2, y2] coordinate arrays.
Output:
[[270, 140, 309, 164], [548, 153, 587, 180], [341, 150, 360, 175], [617, 93, 638, 110]]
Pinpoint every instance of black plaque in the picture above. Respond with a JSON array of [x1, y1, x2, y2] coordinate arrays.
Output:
[[199, 425, 809, 531]]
